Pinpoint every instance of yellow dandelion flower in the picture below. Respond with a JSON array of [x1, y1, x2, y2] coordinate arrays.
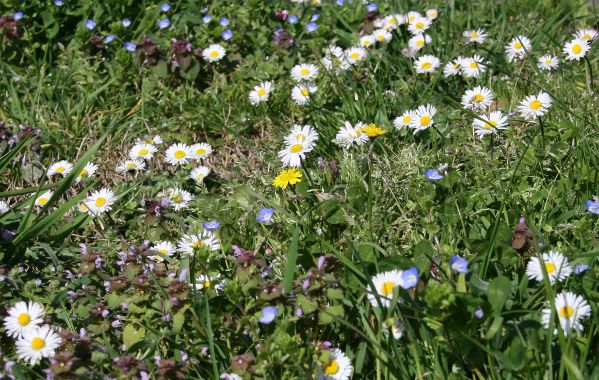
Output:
[[272, 168, 302, 189], [360, 123, 387, 137]]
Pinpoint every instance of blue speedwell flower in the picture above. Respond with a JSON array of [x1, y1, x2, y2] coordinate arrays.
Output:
[[202, 15, 212, 23], [306, 22, 318, 32], [219, 17, 230, 27], [221, 29, 233, 40], [203, 221, 220, 231], [158, 18, 170, 29], [311, 14, 320, 22], [450, 256, 469, 273], [54, 0, 64, 6], [124, 42, 136, 52], [13, 12, 24, 21], [585, 199, 599, 214], [287, 15, 299, 24], [575, 264, 589, 274], [104, 34, 115, 43], [122, 18, 131, 27], [259, 306, 278, 324], [200, 7, 209, 13], [160, 3, 171, 12], [400, 267, 419, 289], [474, 308, 484, 319], [84, 19, 96, 30], [336, 0, 345, 5], [256, 208, 274, 223], [424, 169, 443, 181], [366, 3, 378, 12]]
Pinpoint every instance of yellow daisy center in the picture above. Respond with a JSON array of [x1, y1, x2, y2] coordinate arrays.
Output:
[[420, 116, 431, 126], [403, 116, 411, 124], [257, 88, 266, 96], [204, 281, 211, 288], [324, 360, 339, 375], [545, 59, 552, 65], [471, 32, 478, 38], [31, 337, 46, 350], [421, 62, 432, 70], [485, 121, 497, 129], [192, 241, 207, 248], [79, 203, 89, 212], [530, 100, 542, 110], [469, 62, 478, 68], [195, 148, 207, 156], [545, 262, 556, 273], [350, 52, 359, 59], [295, 133, 306, 142], [416, 22, 424, 29], [38, 198, 48, 206], [17, 313, 31, 326], [559, 305, 574, 318], [55, 167, 65, 173], [174, 150, 186, 159], [474, 94, 484, 102], [583, 33, 590, 40], [159, 249, 168, 255], [300, 88, 310, 96], [572, 44, 582, 54], [127, 162, 136, 168], [300, 68, 310, 76], [79, 169, 88, 177], [210, 50, 219, 58], [171, 194, 182, 203], [416, 40, 424, 47], [381, 281, 396, 296], [377, 35, 384, 41], [139, 149, 149, 156], [95, 197, 107, 207], [290, 144, 304, 153], [514, 42, 522, 49], [363, 40, 371, 47]]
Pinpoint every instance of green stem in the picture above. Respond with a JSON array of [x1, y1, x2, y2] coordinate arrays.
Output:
[[584, 56, 594, 92]]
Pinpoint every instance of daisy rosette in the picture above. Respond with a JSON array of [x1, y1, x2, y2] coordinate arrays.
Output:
[[284, 124, 319, 147], [272, 167, 302, 189], [414, 55, 440, 74], [83, 188, 116, 215], [410, 104, 437, 134], [149, 241, 175, 262], [177, 230, 220, 257], [117, 159, 146, 173], [165, 187, 193, 211], [190, 166, 211, 184], [291, 63, 319, 82], [165, 143, 192, 165], [334, 121, 369, 148], [129, 143, 157, 161], [249, 81, 274, 105], [202, 44, 226, 62], [34, 190, 54, 208], [472, 111, 509, 139], [3, 301, 45, 338], [505, 35, 532, 62], [190, 142, 213, 161], [16, 325, 61, 365], [517, 91, 552, 120], [537, 55, 559, 71], [463, 28, 487, 44], [526, 250, 572, 284], [344, 47, 367, 65], [461, 86, 494, 110], [367, 269, 404, 308], [291, 82, 318, 105], [47, 160, 73, 177], [542, 292, 591, 336], [321, 348, 353, 380], [75, 162, 98, 183], [278, 140, 314, 167], [393, 110, 416, 129], [563, 38, 590, 61]]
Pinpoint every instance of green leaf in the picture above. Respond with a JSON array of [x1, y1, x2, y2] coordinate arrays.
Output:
[[326, 288, 344, 300], [297, 294, 318, 314], [487, 276, 511, 316], [123, 324, 146, 349], [173, 306, 189, 333], [318, 304, 344, 325]]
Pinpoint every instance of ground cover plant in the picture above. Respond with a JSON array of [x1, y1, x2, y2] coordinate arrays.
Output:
[[0, 0, 599, 378]]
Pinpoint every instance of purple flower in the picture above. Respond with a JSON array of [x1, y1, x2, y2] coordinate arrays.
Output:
[[202, 15, 212, 23], [221, 29, 233, 40], [256, 208, 274, 223], [158, 18, 170, 29], [585, 199, 599, 214], [160, 3, 171, 12], [424, 169, 443, 181], [474, 308, 484, 319], [219, 17, 230, 27], [287, 15, 299, 24], [259, 306, 278, 324], [575, 264, 589, 274], [124, 42, 136, 52], [13, 12, 24, 21], [122, 18, 131, 27], [84, 19, 96, 30], [400, 267, 419, 289], [203, 220, 220, 231], [305, 22, 318, 32], [450, 256, 469, 273]]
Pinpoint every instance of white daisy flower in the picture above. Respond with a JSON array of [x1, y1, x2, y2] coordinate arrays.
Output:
[[406, 11, 422, 24], [505, 35, 532, 62], [359, 35, 376, 48], [410, 104, 437, 134], [321, 348, 353, 380], [574, 28, 598, 42], [202, 44, 226, 62], [472, 111, 509, 139], [393, 110, 416, 129], [334, 121, 369, 148], [345, 47, 367, 65], [177, 230, 220, 255], [129, 143, 157, 160], [383, 318, 405, 340], [117, 159, 146, 173], [372, 28, 392, 43], [291, 83, 318, 105], [15, 325, 61, 365], [408, 16, 431, 35], [517, 91, 552, 120], [526, 251, 572, 284], [563, 38, 590, 61], [278, 140, 313, 167], [165, 143, 192, 165], [414, 55, 440, 74], [367, 270, 403, 308], [284, 124, 319, 147], [249, 81, 274, 105], [291, 63, 319, 82], [190, 166, 211, 184], [426, 9, 438, 20], [34, 190, 54, 208], [542, 292, 591, 336], [443, 60, 462, 77], [75, 162, 98, 183], [84, 188, 116, 215], [0, 200, 10, 214], [408, 34, 431, 51], [461, 86, 494, 110], [190, 274, 224, 292], [322, 46, 350, 72], [47, 160, 73, 177], [149, 241, 175, 262], [190, 143, 213, 161], [137, 135, 163, 145], [165, 188, 193, 211], [537, 55, 559, 71], [393, 14, 407, 25], [3, 301, 45, 338], [463, 29, 487, 44], [461, 55, 486, 78]]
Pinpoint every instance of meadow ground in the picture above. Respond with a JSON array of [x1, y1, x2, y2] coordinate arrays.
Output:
[[1, 0, 599, 379]]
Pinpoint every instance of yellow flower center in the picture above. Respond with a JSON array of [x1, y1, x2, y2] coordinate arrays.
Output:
[[204, 281, 211, 288], [381, 281, 396, 296], [17, 313, 31, 326], [323, 360, 339, 375], [31, 337, 46, 350], [127, 162, 136, 168], [192, 241, 207, 248], [559, 305, 574, 318], [421, 62, 432, 70], [485, 121, 497, 129], [210, 50, 219, 58], [363, 40, 371, 47], [257, 88, 266, 96], [545, 59, 552, 65], [195, 148, 207, 156], [290, 144, 304, 153], [79, 203, 89, 212], [159, 249, 168, 255], [300, 68, 310, 76], [474, 94, 484, 102], [79, 169, 88, 177], [139, 149, 149, 156], [583, 33, 590, 40], [572, 44, 582, 54], [95, 197, 107, 207], [174, 150, 186, 159], [403, 116, 411, 124], [55, 167, 65, 173], [300, 88, 310, 96], [469, 62, 478, 68], [416, 40, 424, 47], [350, 52, 359, 59], [416, 22, 424, 29], [377, 35, 384, 41], [38, 197, 48, 206], [172, 194, 182, 203], [530, 100, 542, 110], [471, 32, 478, 38], [514, 42, 522, 49], [295, 133, 306, 142], [420, 116, 431, 126], [545, 262, 556, 273]]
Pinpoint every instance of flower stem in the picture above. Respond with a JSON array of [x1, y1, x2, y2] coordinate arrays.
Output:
[[584, 56, 594, 92]]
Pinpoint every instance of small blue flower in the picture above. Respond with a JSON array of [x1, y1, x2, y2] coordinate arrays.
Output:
[[506, 111, 518, 118], [400, 267, 419, 289], [586, 199, 599, 215], [450, 256, 469, 274], [122, 18, 131, 27], [203, 221, 220, 231], [287, 15, 299, 24], [104, 34, 115, 43], [202, 15, 212, 23], [259, 306, 278, 324], [336, 0, 345, 5], [158, 18, 170, 29], [54, 0, 64, 5], [306, 22, 318, 32], [219, 17, 230, 27], [311, 14, 320, 22], [366, 2, 378, 12], [256, 208, 274, 223], [124, 42, 136, 52], [200, 7, 209, 13], [160, 3, 171, 12], [84, 19, 96, 30], [474, 308, 484, 319], [221, 29, 233, 40], [423, 169, 443, 181], [575, 264, 589, 274], [274, 26, 283, 33], [12, 12, 24, 21]]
